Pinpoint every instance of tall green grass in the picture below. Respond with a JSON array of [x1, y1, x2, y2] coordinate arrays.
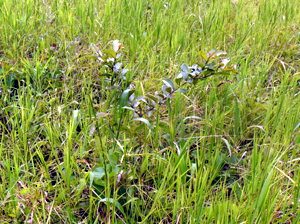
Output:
[[1, 0, 300, 223]]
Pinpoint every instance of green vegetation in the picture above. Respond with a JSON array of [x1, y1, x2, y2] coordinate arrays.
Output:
[[1, 0, 300, 223]]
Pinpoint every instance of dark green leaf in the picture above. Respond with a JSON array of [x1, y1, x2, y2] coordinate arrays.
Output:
[[120, 89, 135, 107], [198, 63, 204, 68], [208, 62, 216, 70], [175, 77, 183, 85], [162, 85, 172, 95], [162, 78, 175, 89], [155, 92, 164, 99], [192, 78, 199, 85], [90, 167, 105, 188], [146, 94, 159, 103], [202, 70, 215, 76]]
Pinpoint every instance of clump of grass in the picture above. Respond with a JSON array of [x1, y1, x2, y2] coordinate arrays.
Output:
[[1, 0, 300, 223]]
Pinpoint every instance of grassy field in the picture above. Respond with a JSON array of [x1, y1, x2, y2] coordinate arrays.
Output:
[[1, 0, 300, 223]]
